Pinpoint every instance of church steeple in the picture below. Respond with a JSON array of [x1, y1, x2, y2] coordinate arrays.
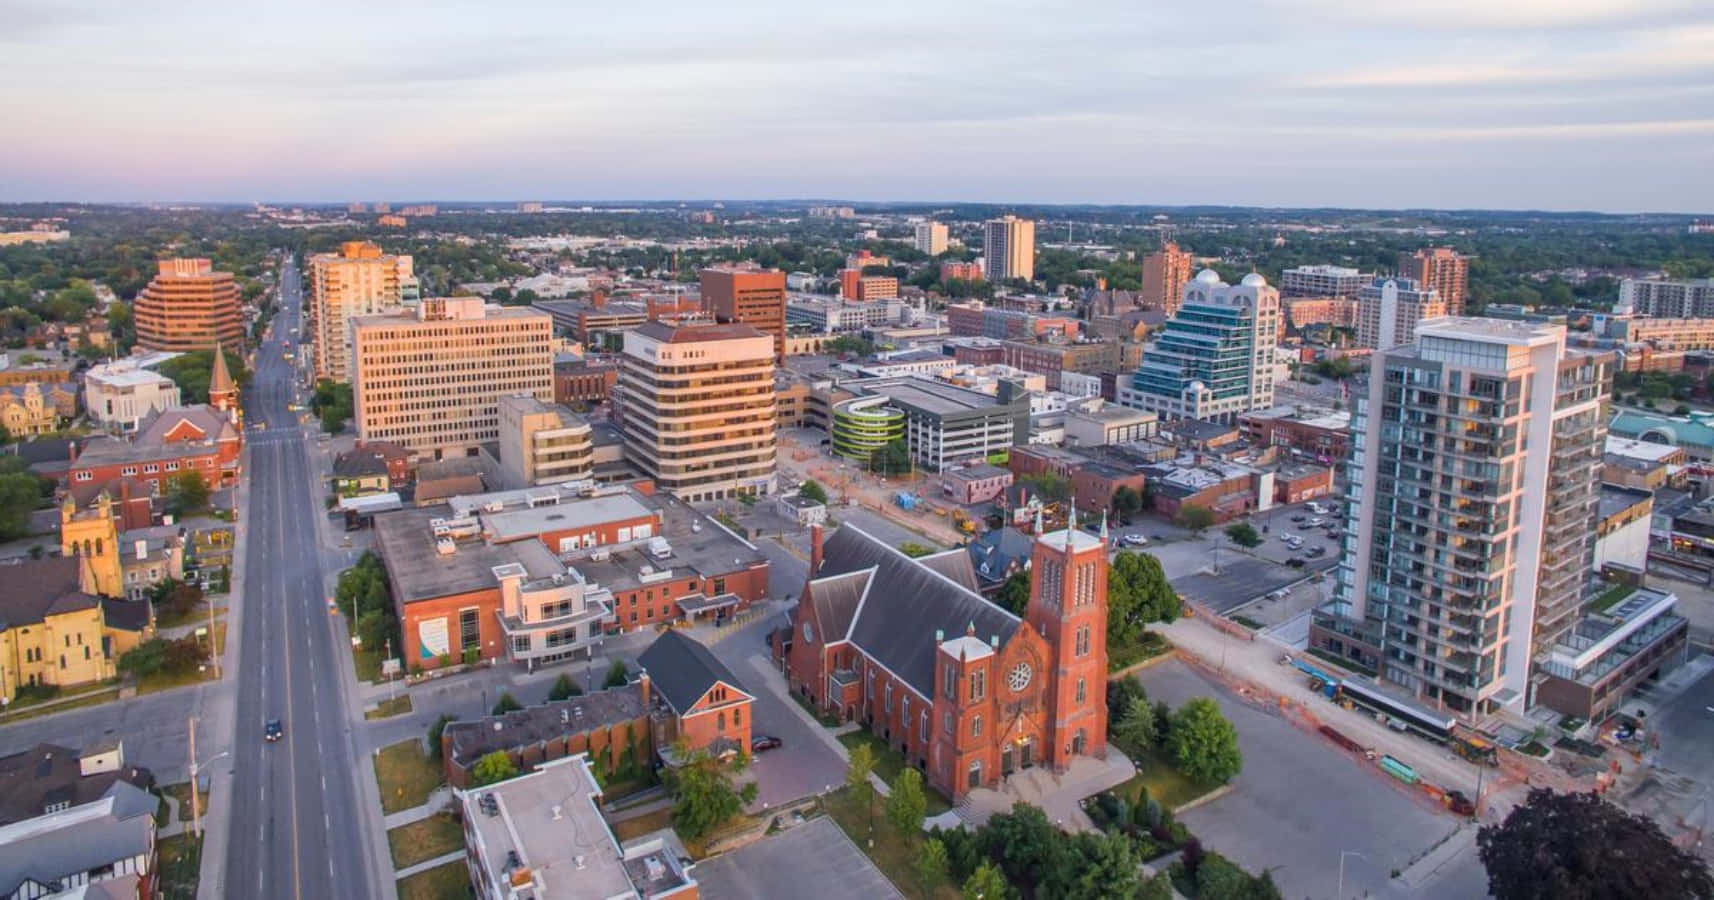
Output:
[[208, 343, 239, 417]]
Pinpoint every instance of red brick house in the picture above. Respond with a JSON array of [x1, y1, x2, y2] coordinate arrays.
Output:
[[780, 523, 1108, 800], [639, 629, 754, 757], [68, 405, 242, 493]]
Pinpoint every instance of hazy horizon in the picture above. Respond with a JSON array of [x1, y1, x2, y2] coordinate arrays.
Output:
[[4, 0, 1711, 213]]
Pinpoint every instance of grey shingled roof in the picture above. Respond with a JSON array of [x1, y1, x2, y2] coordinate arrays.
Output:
[[806, 568, 869, 643], [0, 557, 98, 630], [637, 629, 749, 715], [814, 526, 1019, 697], [966, 527, 1034, 587]]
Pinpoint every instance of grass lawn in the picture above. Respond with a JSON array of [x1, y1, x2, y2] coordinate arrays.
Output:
[[0, 686, 119, 723], [1592, 582, 1634, 614], [388, 812, 464, 870], [155, 599, 213, 630], [161, 781, 209, 822], [395, 860, 471, 900], [837, 731, 952, 816], [366, 695, 413, 720], [824, 789, 958, 900], [375, 739, 444, 815], [157, 833, 202, 900], [609, 806, 676, 844], [349, 621, 384, 682], [1109, 631, 1173, 672], [1112, 747, 1220, 812], [138, 623, 228, 695]]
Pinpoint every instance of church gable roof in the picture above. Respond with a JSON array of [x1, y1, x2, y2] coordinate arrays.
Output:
[[814, 526, 1019, 697]]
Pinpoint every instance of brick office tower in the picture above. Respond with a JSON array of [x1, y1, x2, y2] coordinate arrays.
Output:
[[785, 520, 1107, 800], [700, 265, 786, 362], [134, 259, 245, 352]]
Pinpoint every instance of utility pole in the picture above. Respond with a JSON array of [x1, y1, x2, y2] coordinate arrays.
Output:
[[208, 590, 221, 679], [188, 716, 199, 840], [385, 637, 395, 705]]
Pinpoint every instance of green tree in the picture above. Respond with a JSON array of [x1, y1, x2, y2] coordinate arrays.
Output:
[[1175, 505, 1215, 535], [1107, 551, 1179, 645], [1168, 698, 1243, 784], [915, 837, 950, 891], [1477, 788, 1714, 900], [798, 479, 829, 505], [427, 714, 454, 761], [1195, 851, 1254, 900], [886, 767, 927, 834], [471, 750, 519, 786], [664, 749, 752, 840], [165, 469, 211, 516], [492, 691, 523, 715], [1073, 831, 1141, 899], [995, 570, 1031, 616], [1112, 486, 1143, 524], [1114, 696, 1157, 752], [1141, 871, 1175, 900], [870, 438, 912, 476], [846, 742, 876, 794], [157, 349, 248, 405], [898, 542, 936, 558], [0, 472, 41, 541], [962, 861, 1010, 900], [548, 673, 582, 701], [1224, 522, 1261, 549], [602, 659, 629, 689], [1018, 473, 1069, 503]]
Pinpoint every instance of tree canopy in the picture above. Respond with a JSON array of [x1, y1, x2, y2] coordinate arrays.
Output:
[[798, 479, 829, 504], [156, 349, 248, 406], [1107, 551, 1179, 646], [471, 750, 519, 787], [665, 749, 755, 841], [1224, 522, 1261, 549], [886, 767, 928, 834], [1167, 698, 1243, 785], [1175, 505, 1215, 534], [1477, 788, 1714, 900], [995, 570, 1031, 616], [548, 673, 582, 701], [165, 469, 210, 516]]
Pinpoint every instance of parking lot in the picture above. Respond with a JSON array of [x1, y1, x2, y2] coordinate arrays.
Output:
[[1134, 659, 1488, 899]]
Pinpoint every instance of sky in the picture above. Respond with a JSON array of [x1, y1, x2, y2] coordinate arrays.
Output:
[[2, 0, 1712, 212]]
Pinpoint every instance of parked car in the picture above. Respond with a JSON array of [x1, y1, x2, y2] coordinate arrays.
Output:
[[1290, 514, 1306, 522], [264, 719, 284, 742], [751, 735, 783, 754], [1306, 546, 1327, 558], [1286, 557, 1306, 568], [1121, 534, 1149, 547]]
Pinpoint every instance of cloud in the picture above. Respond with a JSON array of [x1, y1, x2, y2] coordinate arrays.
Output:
[[1270, 0, 1708, 31]]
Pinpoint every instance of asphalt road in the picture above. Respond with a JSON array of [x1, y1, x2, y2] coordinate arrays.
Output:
[[220, 257, 376, 900]]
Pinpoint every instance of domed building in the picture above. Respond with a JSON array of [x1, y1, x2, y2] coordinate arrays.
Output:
[[1117, 270, 1283, 423]]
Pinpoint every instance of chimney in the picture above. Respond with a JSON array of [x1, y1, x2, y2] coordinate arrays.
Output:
[[810, 524, 823, 575], [637, 668, 651, 707], [591, 289, 608, 310]]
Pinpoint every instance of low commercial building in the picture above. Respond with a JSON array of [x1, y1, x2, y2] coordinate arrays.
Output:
[[1534, 588, 1688, 721], [1001, 340, 1120, 390], [333, 449, 392, 496], [1595, 485, 1652, 573], [1238, 405, 1351, 464], [441, 685, 650, 790], [496, 395, 593, 488], [1141, 458, 1266, 523], [84, 360, 181, 431], [1271, 462, 1333, 504], [940, 261, 982, 282], [785, 297, 904, 333], [1063, 400, 1158, 447], [1282, 296, 1359, 331], [1602, 436, 1688, 491], [552, 355, 619, 406], [454, 754, 697, 900], [775, 493, 827, 527], [1608, 410, 1714, 462], [374, 485, 769, 671], [939, 463, 1013, 505]]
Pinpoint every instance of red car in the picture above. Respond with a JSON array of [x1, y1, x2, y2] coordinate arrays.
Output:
[[751, 735, 783, 754]]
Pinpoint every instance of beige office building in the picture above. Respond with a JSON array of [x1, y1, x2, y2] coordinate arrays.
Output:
[[309, 241, 414, 382], [497, 394, 594, 487], [1140, 242, 1193, 312], [1356, 277, 1446, 350], [616, 322, 777, 502], [351, 298, 553, 458], [982, 215, 1035, 283], [1315, 318, 1610, 716], [1397, 247, 1470, 316], [914, 221, 949, 256]]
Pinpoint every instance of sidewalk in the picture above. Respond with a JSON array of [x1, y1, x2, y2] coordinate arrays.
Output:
[[394, 850, 463, 879], [196, 435, 251, 900], [744, 655, 890, 799]]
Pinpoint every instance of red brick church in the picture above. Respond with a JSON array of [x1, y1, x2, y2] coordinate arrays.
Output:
[[779, 520, 1108, 800]]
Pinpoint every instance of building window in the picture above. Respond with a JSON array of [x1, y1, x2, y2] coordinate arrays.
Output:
[[718, 711, 726, 731], [459, 609, 480, 652], [972, 715, 983, 737], [513, 636, 531, 653], [970, 669, 985, 701], [734, 707, 742, 726], [943, 666, 957, 702], [1075, 678, 1086, 704], [1075, 625, 1090, 657], [803, 622, 813, 643], [884, 683, 893, 713], [943, 711, 953, 735]]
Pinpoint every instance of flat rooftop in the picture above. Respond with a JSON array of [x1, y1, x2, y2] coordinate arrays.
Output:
[[1414, 316, 1564, 346], [857, 377, 1014, 416], [567, 494, 767, 592], [372, 506, 562, 604], [461, 755, 689, 900], [1605, 435, 1682, 462], [479, 492, 656, 545], [442, 688, 646, 769], [1599, 484, 1652, 520]]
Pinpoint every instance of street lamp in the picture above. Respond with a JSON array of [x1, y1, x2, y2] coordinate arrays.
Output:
[[1337, 850, 1365, 900]]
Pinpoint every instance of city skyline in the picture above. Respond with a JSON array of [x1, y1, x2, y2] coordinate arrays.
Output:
[[3, 0, 1712, 212]]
